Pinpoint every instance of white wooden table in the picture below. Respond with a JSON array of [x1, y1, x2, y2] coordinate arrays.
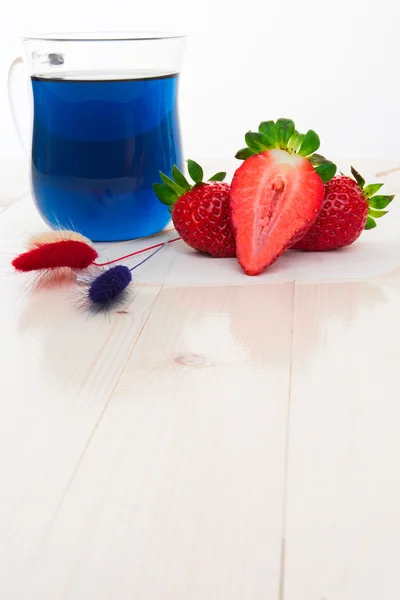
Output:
[[1, 158, 400, 600]]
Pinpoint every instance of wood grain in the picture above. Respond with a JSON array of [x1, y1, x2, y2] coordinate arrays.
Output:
[[284, 279, 400, 600], [2, 159, 399, 600], [0, 249, 162, 596], [8, 283, 294, 600]]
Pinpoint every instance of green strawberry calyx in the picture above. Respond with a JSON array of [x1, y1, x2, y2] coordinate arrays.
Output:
[[235, 118, 337, 183], [350, 166, 395, 230], [153, 160, 226, 208]]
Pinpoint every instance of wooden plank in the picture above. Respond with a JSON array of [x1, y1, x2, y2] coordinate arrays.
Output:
[[10, 283, 294, 600], [0, 194, 59, 255], [0, 248, 162, 595], [284, 278, 400, 600], [0, 157, 29, 206]]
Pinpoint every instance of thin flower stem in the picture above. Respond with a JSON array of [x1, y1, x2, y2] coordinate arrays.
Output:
[[93, 237, 181, 267]]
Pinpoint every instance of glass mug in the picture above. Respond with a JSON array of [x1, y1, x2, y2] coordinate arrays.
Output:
[[8, 33, 185, 241]]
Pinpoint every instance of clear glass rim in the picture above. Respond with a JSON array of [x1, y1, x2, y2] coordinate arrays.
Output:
[[22, 31, 186, 42]]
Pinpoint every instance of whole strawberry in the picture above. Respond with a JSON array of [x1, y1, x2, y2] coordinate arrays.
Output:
[[292, 167, 394, 251], [154, 160, 235, 258]]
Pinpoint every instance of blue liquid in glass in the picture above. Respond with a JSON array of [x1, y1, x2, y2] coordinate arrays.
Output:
[[31, 72, 182, 241]]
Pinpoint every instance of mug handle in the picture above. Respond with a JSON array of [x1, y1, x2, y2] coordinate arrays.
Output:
[[8, 57, 31, 155]]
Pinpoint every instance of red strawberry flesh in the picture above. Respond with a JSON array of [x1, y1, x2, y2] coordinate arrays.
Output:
[[230, 149, 325, 275]]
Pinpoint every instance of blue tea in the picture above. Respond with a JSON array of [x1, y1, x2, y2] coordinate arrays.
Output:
[[31, 72, 182, 241]]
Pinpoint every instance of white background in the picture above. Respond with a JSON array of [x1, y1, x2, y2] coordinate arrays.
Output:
[[0, 0, 399, 164]]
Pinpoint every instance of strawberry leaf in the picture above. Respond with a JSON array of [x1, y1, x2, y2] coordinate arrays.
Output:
[[275, 118, 295, 149], [259, 132, 275, 148], [258, 121, 277, 146], [364, 183, 384, 198], [298, 130, 320, 157], [368, 194, 395, 209], [288, 130, 304, 153], [187, 159, 204, 184], [368, 207, 388, 218], [350, 166, 365, 189], [153, 183, 178, 206], [314, 162, 337, 183], [208, 172, 226, 182], [365, 216, 377, 230], [245, 132, 269, 153], [235, 147, 255, 160], [308, 153, 330, 166], [160, 172, 185, 195], [172, 165, 191, 191]]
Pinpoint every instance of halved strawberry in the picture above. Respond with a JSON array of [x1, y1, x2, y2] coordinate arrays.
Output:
[[231, 119, 336, 275]]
